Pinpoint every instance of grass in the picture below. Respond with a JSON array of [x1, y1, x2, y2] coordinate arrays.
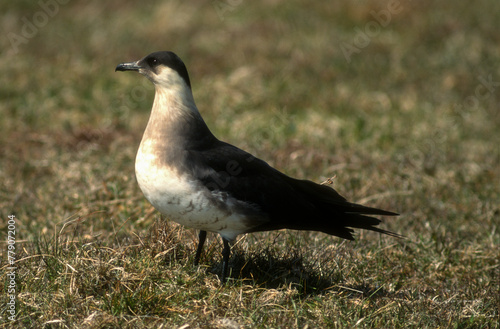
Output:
[[1, 0, 499, 328]]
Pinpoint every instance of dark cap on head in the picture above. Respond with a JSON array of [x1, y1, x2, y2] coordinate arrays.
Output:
[[116, 51, 191, 89]]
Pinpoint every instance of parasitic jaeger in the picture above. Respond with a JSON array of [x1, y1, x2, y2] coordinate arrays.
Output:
[[116, 51, 400, 283]]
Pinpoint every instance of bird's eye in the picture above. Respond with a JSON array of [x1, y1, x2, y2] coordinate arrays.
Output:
[[147, 57, 158, 67]]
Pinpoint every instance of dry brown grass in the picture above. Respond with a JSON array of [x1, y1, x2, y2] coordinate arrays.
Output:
[[1, 0, 498, 328]]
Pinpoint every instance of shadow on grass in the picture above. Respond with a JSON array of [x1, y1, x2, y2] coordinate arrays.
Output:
[[200, 243, 408, 301], [221, 248, 336, 295], [203, 246, 392, 299], [145, 220, 406, 299], [227, 255, 408, 303]]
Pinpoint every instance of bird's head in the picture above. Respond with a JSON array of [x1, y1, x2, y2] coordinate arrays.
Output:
[[116, 51, 191, 90]]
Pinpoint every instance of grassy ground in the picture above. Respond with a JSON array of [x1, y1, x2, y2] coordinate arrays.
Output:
[[1, 0, 499, 328]]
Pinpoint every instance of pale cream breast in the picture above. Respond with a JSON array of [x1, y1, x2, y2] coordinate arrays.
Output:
[[135, 140, 254, 240]]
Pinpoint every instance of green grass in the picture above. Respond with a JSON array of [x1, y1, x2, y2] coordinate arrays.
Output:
[[1, 0, 499, 328]]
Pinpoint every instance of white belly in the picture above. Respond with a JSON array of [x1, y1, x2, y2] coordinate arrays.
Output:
[[135, 144, 253, 240]]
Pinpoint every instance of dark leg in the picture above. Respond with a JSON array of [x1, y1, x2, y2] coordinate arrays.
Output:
[[194, 230, 207, 266], [221, 238, 231, 283]]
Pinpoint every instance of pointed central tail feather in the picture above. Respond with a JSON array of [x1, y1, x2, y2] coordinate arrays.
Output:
[[342, 213, 403, 238], [292, 178, 402, 239]]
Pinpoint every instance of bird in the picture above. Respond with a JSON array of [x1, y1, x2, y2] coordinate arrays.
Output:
[[115, 51, 400, 283]]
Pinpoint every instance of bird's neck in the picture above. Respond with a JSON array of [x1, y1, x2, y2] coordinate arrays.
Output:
[[140, 85, 216, 150], [152, 84, 200, 122]]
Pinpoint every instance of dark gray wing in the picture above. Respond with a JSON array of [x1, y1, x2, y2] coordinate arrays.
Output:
[[185, 140, 399, 239]]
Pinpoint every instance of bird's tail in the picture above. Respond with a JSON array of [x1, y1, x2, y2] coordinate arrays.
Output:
[[295, 178, 402, 240], [341, 212, 403, 238]]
